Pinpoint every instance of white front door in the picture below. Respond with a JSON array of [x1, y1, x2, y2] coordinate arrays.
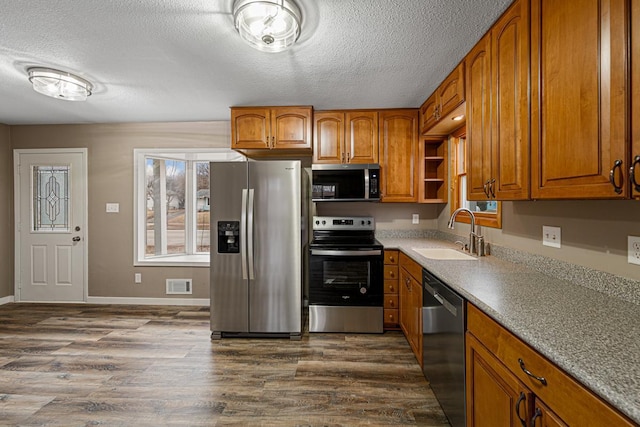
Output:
[[14, 149, 87, 302]]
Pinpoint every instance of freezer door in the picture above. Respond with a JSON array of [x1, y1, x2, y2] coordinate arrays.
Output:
[[210, 162, 249, 333], [248, 161, 302, 334]]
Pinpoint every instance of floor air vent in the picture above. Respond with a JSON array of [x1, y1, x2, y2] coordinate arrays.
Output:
[[166, 279, 192, 295]]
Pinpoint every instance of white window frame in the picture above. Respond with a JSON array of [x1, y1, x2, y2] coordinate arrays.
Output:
[[134, 148, 245, 266]]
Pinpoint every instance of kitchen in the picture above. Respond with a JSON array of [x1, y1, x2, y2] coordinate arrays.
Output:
[[2, 0, 640, 426]]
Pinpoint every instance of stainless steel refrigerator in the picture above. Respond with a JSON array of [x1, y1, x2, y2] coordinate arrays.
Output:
[[210, 160, 306, 339]]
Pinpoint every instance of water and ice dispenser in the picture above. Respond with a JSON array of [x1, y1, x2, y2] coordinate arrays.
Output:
[[217, 221, 239, 253]]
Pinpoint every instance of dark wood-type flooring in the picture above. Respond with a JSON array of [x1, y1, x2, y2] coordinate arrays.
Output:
[[0, 303, 450, 426]]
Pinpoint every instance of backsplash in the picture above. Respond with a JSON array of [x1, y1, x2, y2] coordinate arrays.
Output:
[[377, 229, 640, 306]]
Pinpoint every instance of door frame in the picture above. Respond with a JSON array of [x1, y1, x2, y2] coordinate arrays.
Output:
[[13, 148, 89, 302]]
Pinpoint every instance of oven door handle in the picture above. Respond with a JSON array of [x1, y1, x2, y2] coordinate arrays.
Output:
[[310, 249, 382, 256]]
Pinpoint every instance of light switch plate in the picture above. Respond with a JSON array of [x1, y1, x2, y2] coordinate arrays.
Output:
[[628, 236, 640, 266], [106, 203, 119, 213], [542, 225, 561, 248], [412, 214, 419, 224]]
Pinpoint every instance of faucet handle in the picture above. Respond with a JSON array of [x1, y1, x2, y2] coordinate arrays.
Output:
[[475, 235, 486, 257], [454, 240, 466, 251]]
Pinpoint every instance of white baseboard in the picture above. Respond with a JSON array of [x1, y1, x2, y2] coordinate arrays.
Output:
[[87, 296, 210, 306], [0, 295, 15, 305]]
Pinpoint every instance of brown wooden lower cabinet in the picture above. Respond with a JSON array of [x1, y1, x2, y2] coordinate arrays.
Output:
[[466, 303, 636, 427], [399, 252, 422, 366]]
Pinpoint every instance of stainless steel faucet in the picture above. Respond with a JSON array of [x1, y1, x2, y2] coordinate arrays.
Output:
[[448, 207, 484, 256]]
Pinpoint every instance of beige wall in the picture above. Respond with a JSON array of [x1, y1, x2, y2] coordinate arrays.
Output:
[[0, 125, 13, 298], [10, 122, 230, 300]]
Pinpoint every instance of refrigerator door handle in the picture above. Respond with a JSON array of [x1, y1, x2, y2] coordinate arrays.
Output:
[[240, 188, 248, 280], [247, 188, 255, 280]]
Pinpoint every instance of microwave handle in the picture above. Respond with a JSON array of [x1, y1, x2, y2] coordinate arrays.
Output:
[[365, 167, 370, 199]]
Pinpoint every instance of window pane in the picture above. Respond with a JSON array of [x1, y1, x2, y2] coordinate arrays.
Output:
[[195, 161, 210, 253], [33, 165, 70, 232], [145, 158, 186, 256]]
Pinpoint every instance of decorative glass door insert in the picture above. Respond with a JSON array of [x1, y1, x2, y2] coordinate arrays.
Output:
[[32, 165, 70, 232]]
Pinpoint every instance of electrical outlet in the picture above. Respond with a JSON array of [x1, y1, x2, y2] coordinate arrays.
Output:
[[106, 203, 119, 213], [542, 226, 561, 248], [135, 273, 142, 283], [628, 236, 640, 265], [412, 214, 419, 224]]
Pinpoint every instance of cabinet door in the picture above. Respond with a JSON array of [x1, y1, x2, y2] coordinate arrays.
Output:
[[313, 111, 345, 163], [466, 333, 533, 427], [346, 111, 378, 164], [530, 398, 568, 427], [271, 107, 312, 150], [530, 0, 628, 199], [491, 0, 530, 200], [466, 34, 493, 201], [419, 93, 439, 134], [438, 62, 466, 119], [231, 108, 271, 149], [632, 1, 640, 199], [399, 268, 412, 340], [379, 110, 419, 202]]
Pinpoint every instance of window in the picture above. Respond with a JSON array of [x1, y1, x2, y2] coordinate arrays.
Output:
[[450, 127, 502, 228], [134, 149, 245, 266]]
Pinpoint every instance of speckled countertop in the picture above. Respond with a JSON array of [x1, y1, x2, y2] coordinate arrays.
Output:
[[377, 236, 640, 425]]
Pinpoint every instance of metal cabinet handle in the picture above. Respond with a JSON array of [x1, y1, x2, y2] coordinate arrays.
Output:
[[630, 155, 640, 192], [483, 180, 490, 198], [530, 407, 542, 427], [609, 159, 624, 194], [518, 358, 547, 385], [346, 152, 351, 163], [489, 178, 496, 198], [515, 392, 527, 427]]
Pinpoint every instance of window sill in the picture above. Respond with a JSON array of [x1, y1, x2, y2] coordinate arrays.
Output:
[[135, 254, 210, 267]]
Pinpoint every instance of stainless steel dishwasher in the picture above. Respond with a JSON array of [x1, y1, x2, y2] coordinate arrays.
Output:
[[422, 268, 465, 427]]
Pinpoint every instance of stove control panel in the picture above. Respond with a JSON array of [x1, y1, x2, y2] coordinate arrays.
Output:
[[312, 216, 375, 231]]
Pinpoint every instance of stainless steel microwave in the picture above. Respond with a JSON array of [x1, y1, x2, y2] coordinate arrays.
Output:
[[311, 164, 380, 202]]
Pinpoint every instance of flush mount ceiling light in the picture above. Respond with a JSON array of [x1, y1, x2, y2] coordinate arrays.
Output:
[[27, 67, 93, 101], [233, 0, 302, 53]]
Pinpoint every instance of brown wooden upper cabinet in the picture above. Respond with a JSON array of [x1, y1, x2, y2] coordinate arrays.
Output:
[[632, 1, 640, 199], [313, 111, 378, 164], [466, 0, 530, 201], [379, 109, 419, 202], [231, 106, 312, 151], [419, 62, 465, 135], [530, 0, 627, 199]]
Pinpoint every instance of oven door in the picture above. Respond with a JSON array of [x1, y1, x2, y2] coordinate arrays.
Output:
[[309, 248, 383, 306]]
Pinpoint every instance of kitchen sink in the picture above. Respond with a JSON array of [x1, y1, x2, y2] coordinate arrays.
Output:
[[412, 247, 477, 260]]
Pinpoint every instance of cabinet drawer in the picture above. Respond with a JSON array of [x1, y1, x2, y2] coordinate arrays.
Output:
[[384, 280, 398, 294], [467, 303, 636, 427], [384, 250, 399, 265], [384, 265, 398, 280], [384, 309, 399, 325], [384, 295, 399, 309], [399, 252, 422, 281]]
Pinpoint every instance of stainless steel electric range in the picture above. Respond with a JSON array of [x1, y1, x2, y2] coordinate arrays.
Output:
[[308, 216, 383, 333]]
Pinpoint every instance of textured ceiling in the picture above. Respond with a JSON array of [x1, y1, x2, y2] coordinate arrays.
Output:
[[0, 0, 512, 125]]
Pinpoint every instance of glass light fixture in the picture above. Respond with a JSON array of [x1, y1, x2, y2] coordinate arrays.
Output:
[[233, 0, 302, 53], [27, 67, 93, 101]]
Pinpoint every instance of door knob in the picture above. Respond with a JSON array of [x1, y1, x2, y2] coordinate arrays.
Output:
[[72, 236, 81, 242]]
